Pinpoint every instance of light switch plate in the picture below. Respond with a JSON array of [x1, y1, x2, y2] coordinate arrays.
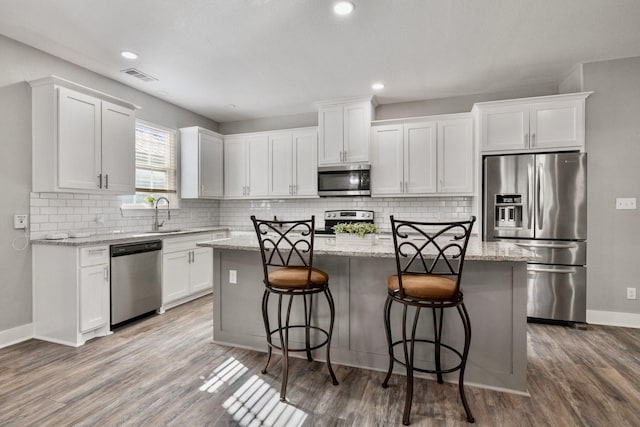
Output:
[[229, 270, 237, 284], [14, 214, 28, 229], [616, 198, 636, 210]]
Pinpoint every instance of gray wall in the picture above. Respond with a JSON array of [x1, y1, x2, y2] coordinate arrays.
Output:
[[583, 57, 640, 315], [218, 84, 558, 134], [0, 35, 218, 334], [374, 84, 558, 120]]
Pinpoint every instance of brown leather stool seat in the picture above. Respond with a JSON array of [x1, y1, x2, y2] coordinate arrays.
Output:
[[268, 267, 328, 289], [387, 274, 457, 299]]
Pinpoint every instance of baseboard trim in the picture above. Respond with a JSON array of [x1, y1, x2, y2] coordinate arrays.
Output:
[[0, 323, 34, 349], [587, 310, 640, 329]]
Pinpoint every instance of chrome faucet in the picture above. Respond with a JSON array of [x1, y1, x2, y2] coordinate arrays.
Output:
[[153, 196, 171, 231]]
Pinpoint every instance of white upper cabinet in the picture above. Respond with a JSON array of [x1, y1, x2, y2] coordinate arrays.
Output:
[[223, 137, 248, 198], [223, 135, 269, 198], [30, 76, 137, 194], [438, 118, 474, 193], [268, 129, 318, 197], [372, 115, 473, 197], [474, 92, 591, 153], [317, 97, 374, 166], [180, 127, 223, 199], [224, 127, 317, 199]]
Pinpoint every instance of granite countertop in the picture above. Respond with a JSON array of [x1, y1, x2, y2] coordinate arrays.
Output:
[[197, 232, 537, 262], [31, 227, 229, 246]]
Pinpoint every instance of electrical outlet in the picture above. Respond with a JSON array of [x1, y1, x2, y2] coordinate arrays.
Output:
[[627, 287, 637, 300], [229, 270, 237, 284], [616, 198, 637, 210], [14, 214, 28, 229]]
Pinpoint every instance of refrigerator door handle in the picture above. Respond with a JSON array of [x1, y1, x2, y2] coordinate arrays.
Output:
[[528, 266, 576, 274], [527, 163, 534, 230], [516, 242, 578, 249], [537, 164, 543, 230]]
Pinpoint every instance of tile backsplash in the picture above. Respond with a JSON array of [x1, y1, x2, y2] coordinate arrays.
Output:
[[218, 196, 476, 232], [30, 193, 219, 239], [30, 193, 476, 239]]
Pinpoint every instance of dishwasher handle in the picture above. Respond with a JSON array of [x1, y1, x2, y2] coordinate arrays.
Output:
[[111, 240, 162, 257]]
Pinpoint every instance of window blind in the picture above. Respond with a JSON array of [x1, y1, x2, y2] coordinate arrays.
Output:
[[135, 121, 177, 193]]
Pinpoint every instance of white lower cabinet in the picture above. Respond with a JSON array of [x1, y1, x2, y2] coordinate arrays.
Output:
[[161, 232, 222, 310], [33, 244, 110, 347]]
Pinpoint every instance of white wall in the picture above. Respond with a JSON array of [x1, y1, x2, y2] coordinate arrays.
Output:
[[0, 34, 219, 337], [583, 56, 640, 326]]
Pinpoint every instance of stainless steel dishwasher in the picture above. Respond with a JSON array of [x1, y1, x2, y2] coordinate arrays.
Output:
[[110, 240, 162, 327]]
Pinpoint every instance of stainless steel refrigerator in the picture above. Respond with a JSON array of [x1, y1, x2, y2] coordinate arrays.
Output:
[[483, 152, 587, 324]]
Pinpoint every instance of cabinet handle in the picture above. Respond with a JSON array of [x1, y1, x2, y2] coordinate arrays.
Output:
[[339, 151, 342, 162], [201, 184, 204, 194], [531, 133, 536, 146], [97, 173, 102, 189], [343, 150, 347, 162], [405, 181, 408, 192], [191, 250, 194, 263], [88, 248, 107, 254], [293, 184, 297, 194], [400, 181, 403, 192], [104, 266, 109, 281], [524, 133, 529, 146], [105, 174, 109, 189]]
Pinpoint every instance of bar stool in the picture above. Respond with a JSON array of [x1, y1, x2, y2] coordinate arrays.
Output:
[[251, 215, 339, 401], [382, 216, 476, 425]]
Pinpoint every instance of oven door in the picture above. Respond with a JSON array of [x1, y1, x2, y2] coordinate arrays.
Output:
[[317, 167, 370, 196]]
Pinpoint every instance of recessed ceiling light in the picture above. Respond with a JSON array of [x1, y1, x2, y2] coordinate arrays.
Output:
[[372, 82, 385, 91], [334, 1, 355, 15], [120, 50, 138, 60]]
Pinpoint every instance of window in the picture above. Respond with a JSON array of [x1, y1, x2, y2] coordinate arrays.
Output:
[[121, 120, 178, 207]]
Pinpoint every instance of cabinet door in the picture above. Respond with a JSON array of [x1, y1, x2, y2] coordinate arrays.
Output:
[[190, 248, 213, 294], [343, 102, 370, 163], [162, 251, 190, 303], [530, 101, 583, 149], [101, 101, 135, 194], [318, 105, 344, 165], [438, 118, 474, 193], [292, 130, 318, 196], [200, 132, 224, 198], [405, 121, 437, 194], [57, 87, 101, 191], [269, 133, 293, 197], [224, 138, 248, 197], [248, 135, 269, 197], [79, 264, 109, 332], [480, 105, 529, 152], [371, 125, 404, 195]]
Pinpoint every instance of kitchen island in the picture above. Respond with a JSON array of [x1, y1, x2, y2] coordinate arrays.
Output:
[[198, 233, 535, 394]]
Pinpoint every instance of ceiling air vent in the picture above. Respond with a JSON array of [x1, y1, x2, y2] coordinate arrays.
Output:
[[121, 68, 158, 82]]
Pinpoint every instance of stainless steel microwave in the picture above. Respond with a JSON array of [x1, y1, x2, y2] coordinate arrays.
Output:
[[317, 164, 371, 197]]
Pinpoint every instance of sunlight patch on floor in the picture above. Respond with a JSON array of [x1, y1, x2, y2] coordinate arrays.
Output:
[[199, 357, 249, 393], [223, 375, 308, 427]]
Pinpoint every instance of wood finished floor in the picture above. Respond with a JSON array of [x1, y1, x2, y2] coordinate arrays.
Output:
[[1, 295, 639, 426]]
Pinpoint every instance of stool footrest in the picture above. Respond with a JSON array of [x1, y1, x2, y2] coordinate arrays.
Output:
[[388, 338, 464, 374], [267, 324, 330, 352]]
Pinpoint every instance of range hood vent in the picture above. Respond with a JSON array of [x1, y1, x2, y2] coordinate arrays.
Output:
[[121, 68, 158, 82]]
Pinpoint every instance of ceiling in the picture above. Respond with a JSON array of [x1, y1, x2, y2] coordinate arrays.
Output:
[[2, 0, 640, 123]]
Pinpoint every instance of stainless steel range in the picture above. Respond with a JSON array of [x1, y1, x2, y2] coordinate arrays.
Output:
[[316, 210, 375, 235]]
